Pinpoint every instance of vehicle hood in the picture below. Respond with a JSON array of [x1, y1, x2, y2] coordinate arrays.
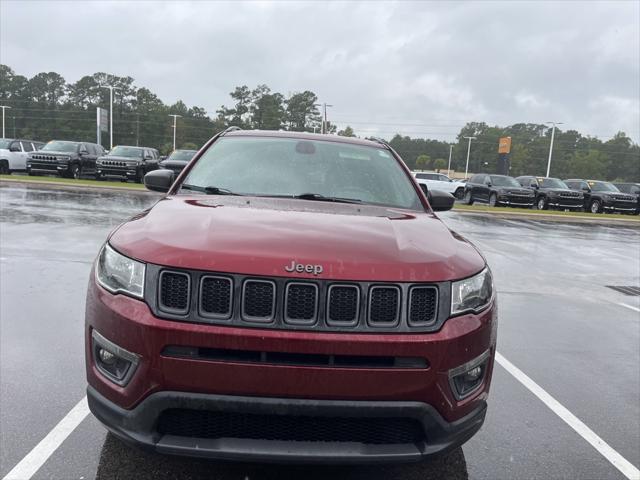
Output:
[[109, 196, 486, 282], [29, 151, 71, 157]]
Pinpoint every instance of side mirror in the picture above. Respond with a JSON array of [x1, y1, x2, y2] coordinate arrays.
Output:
[[144, 169, 174, 193], [79, 151, 88, 156], [486, 182, 492, 187], [144, 154, 152, 160], [428, 189, 455, 212], [582, 186, 590, 192], [530, 183, 538, 189]]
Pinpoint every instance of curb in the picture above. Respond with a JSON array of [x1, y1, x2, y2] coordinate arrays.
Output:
[[451, 209, 640, 227], [0, 177, 154, 195]]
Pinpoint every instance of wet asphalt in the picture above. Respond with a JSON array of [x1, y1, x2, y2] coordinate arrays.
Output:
[[0, 183, 638, 480]]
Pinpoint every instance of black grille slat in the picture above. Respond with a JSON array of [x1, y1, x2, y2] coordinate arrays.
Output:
[[368, 287, 400, 325], [243, 280, 275, 321], [409, 287, 438, 326], [158, 409, 425, 445], [285, 284, 317, 323], [200, 276, 233, 318], [327, 285, 359, 325], [159, 271, 190, 313]]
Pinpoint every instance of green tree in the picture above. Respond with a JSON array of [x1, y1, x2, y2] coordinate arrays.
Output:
[[433, 158, 447, 171], [337, 126, 356, 137], [285, 91, 320, 131], [415, 154, 430, 170]]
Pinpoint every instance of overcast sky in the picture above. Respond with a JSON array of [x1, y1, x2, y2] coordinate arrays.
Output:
[[1, 0, 639, 142]]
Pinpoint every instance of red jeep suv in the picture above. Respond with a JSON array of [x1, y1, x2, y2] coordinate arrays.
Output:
[[85, 129, 497, 464]]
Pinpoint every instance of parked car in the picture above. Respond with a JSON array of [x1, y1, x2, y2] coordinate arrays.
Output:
[[26, 140, 105, 178], [0, 138, 45, 174], [96, 146, 160, 182], [564, 179, 637, 214], [159, 149, 197, 175], [463, 173, 535, 207], [413, 171, 466, 199], [516, 176, 584, 211], [86, 129, 495, 464], [613, 183, 640, 215]]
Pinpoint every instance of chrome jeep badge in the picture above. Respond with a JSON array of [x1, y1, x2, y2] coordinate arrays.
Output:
[[284, 260, 323, 276]]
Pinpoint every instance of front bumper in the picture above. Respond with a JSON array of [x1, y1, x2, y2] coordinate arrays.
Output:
[[97, 166, 139, 179], [26, 162, 68, 174], [602, 200, 637, 213], [498, 195, 534, 207], [88, 385, 487, 464]]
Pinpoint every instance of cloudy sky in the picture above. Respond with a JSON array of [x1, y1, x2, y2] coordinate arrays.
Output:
[[1, 0, 639, 142]]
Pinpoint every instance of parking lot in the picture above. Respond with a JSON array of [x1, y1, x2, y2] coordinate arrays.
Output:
[[1, 183, 638, 480]]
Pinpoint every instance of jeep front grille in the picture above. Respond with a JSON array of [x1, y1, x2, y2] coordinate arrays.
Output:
[[148, 267, 444, 332], [159, 271, 190, 314]]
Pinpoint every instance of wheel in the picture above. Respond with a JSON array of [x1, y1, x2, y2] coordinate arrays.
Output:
[[489, 193, 499, 207], [589, 200, 602, 214], [28, 170, 35, 176], [463, 190, 474, 205], [95, 172, 103, 181], [454, 187, 464, 200], [536, 196, 548, 210], [0, 162, 9, 175], [68, 164, 81, 179]]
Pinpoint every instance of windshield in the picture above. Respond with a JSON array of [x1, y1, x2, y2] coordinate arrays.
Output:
[[589, 181, 620, 192], [0, 139, 12, 149], [181, 137, 422, 210], [490, 175, 520, 187], [41, 141, 78, 153], [538, 178, 568, 188], [108, 146, 144, 158], [168, 150, 197, 161]]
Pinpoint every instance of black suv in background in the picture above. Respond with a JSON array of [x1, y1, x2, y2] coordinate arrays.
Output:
[[96, 146, 160, 182], [516, 176, 584, 211], [613, 183, 640, 214], [564, 179, 637, 214], [159, 149, 197, 174], [463, 174, 535, 207], [27, 140, 105, 178]]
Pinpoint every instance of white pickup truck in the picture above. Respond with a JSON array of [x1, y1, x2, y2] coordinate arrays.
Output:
[[413, 172, 466, 199], [0, 138, 45, 174]]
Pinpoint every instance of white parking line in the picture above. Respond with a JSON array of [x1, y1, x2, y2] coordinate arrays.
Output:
[[496, 352, 640, 480], [1, 397, 89, 480], [619, 303, 640, 314]]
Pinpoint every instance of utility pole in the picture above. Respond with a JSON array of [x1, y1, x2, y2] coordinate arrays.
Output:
[[447, 144, 453, 174], [321, 103, 333, 134], [0, 106, 11, 138], [463, 136, 476, 178], [136, 113, 140, 147], [545, 121, 563, 177], [169, 114, 182, 151], [101, 86, 120, 149]]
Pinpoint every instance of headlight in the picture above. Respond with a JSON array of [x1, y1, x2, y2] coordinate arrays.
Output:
[[602, 194, 612, 200], [451, 268, 493, 315], [96, 244, 145, 298]]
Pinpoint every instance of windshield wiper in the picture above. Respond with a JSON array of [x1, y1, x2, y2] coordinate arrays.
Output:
[[180, 184, 242, 196], [292, 193, 362, 204]]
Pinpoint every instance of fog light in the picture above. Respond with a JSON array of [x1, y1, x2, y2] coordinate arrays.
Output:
[[92, 330, 139, 386], [98, 348, 116, 365], [449, 350, 490, 400]]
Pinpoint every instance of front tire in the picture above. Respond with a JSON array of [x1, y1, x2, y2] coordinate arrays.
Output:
[[536, 196, 548, 210], [68, 164, 80, 179], [0, 162, 9, 175], [589, 200, 602, 214], [454, 187, 464, 200], [489, 193, 499, 207], [463, 190, 474, 205]]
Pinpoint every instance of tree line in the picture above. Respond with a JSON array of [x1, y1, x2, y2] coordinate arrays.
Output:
[[1, 65, 637, 180]]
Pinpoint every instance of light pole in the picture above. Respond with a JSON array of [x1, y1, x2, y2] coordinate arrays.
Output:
[[322, 103, 333, 134], [447, 144, 453, 174], [101, 86, 120, 149], [545, 121, 563, 177], [0, 106, 11, 138], [168, 114, 182, 151], [463, 136, 476, 178]]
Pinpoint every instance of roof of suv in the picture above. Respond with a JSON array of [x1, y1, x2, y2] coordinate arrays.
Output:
[[224, 130, 387, 149]]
